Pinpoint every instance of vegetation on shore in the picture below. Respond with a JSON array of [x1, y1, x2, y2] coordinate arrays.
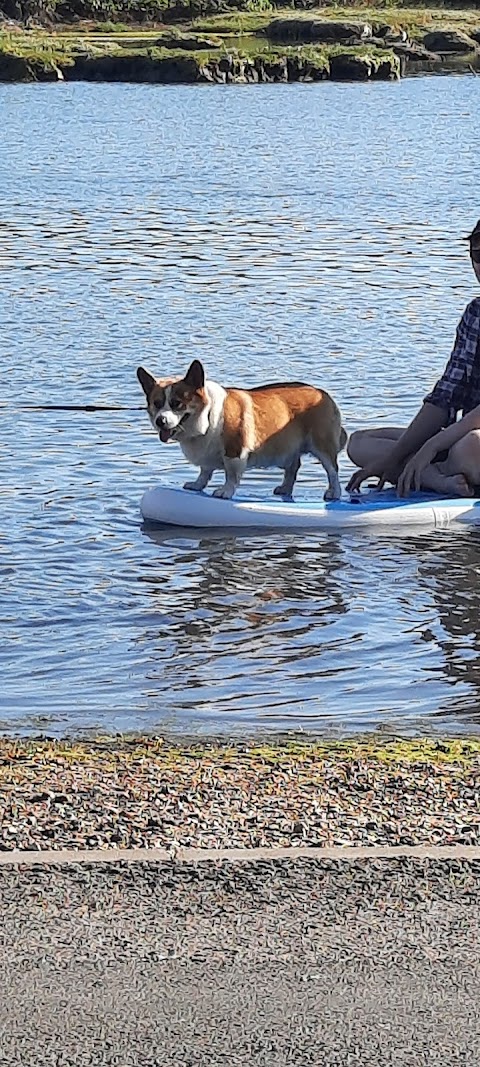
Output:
[[3, 733, 480, 766], [0, 3, 479, 81], [2, 0, 480, 28]]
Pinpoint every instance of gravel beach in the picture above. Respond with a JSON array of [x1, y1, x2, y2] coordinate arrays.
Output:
[[1, 735, 479, 853]]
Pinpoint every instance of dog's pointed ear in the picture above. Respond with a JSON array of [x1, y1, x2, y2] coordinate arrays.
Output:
[[184, 360, 205, 391], [137, 367, 156, 398]]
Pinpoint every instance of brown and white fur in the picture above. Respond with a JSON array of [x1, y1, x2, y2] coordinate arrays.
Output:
[[137, 360, 347, 501]]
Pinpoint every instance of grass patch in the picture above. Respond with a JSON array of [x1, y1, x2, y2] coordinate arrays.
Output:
[[312, 4, 480, 35], [2, 734, 480, 770], [192, 11, 272, 33], [0, 31, 71, 58]]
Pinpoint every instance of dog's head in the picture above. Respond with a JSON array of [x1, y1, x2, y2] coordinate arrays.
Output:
[[137, 360, 208, 443]]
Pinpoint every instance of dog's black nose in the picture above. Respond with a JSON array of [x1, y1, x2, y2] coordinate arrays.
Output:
[[155, 414, 167, 429]]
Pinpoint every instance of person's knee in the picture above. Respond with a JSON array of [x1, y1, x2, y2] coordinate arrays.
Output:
[[346, 430, 366, 465], [449, 430, 480, 482]]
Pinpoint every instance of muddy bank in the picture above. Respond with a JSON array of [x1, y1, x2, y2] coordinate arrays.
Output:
[[62, 46, 401, 83], [0, 38, 458, 83], [0, 38, 403, 82]]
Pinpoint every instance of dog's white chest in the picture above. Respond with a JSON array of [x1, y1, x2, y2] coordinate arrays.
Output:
[[182, 435, 224, 468], [180, 380, 226, 470]]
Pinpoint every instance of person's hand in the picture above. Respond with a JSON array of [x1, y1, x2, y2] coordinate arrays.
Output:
[[346, 461, 397, 494], [396, 439, 439, 497]]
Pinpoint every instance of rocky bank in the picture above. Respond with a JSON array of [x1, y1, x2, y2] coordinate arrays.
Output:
[[1, 11, 480, 83]]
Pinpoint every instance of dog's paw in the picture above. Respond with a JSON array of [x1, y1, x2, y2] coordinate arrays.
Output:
[[183, 480, 202, 492], [212, 486, 234, 500], [324, 487, 341, 502], [273, 485, 293, 500]]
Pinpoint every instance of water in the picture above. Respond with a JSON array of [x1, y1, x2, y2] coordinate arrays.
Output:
[[1, 77, 480, 738]]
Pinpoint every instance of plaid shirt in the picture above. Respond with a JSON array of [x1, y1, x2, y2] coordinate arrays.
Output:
[[424, 297, 480, 424]]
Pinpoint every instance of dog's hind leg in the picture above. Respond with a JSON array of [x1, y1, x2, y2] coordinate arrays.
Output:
[[310, 444, 342, 501], [273, 456, 301, 499]]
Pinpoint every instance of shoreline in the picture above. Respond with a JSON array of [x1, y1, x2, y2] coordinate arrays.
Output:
[[1, 9, 480, 83], [1, 733, 479, 853]]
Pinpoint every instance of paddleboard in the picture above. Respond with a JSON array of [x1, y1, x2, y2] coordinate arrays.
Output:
[[140, 485, 480, 530]]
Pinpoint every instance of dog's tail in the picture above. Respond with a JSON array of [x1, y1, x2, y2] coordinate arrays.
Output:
[[339, 426, 348, 452]]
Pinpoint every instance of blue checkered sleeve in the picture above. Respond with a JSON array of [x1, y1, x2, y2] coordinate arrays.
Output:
[[424, 299, 480, 424]]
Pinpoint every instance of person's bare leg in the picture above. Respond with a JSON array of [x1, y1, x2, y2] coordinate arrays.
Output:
[[348, 426, 480, 498], [416, 431, 480, 496], [420, 429, 480, 497], [419, 464, 473, 497], [347, 428, 405, 470]]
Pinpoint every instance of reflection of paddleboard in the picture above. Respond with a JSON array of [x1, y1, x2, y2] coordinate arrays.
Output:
[[140, 485, 480, 530]]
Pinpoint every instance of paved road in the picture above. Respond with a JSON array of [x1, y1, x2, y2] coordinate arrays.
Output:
[[1, 856, 480, 1066]]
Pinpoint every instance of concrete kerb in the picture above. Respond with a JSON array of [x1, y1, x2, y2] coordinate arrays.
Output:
[[1, 844, 480, 866]]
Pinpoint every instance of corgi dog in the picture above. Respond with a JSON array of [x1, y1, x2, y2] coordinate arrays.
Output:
[[137, 360, 347, 500]]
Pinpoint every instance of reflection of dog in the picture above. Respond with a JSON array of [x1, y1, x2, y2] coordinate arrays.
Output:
[[137, 360, 347, 500]]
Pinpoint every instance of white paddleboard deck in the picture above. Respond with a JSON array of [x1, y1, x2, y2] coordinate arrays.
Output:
[[140, 485, 480, 530]]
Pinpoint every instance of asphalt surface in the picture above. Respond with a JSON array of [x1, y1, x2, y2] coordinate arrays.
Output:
[[1, 856, 480, 1066]]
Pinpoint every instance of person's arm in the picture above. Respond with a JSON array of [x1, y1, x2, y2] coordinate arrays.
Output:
[[392, 303, 480, 466], [380, 403, 448, 472], [347, 301, 479, 493], [425, 402, 480, 453]]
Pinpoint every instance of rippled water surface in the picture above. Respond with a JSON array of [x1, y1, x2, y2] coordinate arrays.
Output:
[[1, 78, 480, 736]]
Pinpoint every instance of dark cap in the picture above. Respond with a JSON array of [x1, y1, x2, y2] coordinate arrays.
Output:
[[463, 219, 480, 243]]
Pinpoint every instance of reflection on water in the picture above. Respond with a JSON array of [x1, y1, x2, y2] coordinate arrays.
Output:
[[136, 524, 480, 733], [0, 78, 479, 735]]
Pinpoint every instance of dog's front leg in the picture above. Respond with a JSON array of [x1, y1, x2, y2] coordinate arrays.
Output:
[[212, 457, 247, 500], [184, 468, 214, 493]]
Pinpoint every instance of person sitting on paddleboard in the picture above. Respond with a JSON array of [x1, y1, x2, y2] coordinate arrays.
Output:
[[347, 220, 480, 499]]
